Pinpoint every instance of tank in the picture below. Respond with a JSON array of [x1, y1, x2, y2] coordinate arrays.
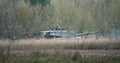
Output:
[[40, 27, 76, 38]]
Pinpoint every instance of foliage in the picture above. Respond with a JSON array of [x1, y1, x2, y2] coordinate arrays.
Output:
[[28, 0, 50, 6], [0, 0, 120, 39], [6, 55, 120, 63]]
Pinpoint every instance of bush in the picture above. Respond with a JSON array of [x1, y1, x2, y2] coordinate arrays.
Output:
[[28, 0, 50, 6]]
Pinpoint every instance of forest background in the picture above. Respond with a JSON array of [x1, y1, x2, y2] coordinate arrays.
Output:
[[0, 0, 120, 39]]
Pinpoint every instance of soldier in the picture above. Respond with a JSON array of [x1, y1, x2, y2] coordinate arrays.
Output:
[[51, 24, 63, 30]]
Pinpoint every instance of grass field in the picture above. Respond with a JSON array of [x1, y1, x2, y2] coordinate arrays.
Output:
[[0, 38, 120, 63], [0, 38, 120, 50], [5, 56, 120, 63]]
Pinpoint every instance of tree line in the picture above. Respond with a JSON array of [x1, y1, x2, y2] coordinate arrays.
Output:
[[0, 0, 120, 39]]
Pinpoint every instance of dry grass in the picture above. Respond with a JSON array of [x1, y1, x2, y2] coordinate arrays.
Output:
[[0, 38, 120, 50], [0, 38, 120, 63]]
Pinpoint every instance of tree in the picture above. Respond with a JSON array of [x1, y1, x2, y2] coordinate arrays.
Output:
[[0, 0, 34, 39], [28, 0, 50, 6], [95, 0, 112, 35], [109, 0, 120, 29]]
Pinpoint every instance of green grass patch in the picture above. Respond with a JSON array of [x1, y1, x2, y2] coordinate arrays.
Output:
[[5, 56, 120, 63]]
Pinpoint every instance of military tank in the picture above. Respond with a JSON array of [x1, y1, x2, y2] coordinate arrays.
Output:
[[40, 26, 76, 38]]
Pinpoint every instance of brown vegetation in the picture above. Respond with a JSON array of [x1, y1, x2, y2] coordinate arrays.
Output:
[[0, 38, 120, 50], [0, 38, 120, 63]]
